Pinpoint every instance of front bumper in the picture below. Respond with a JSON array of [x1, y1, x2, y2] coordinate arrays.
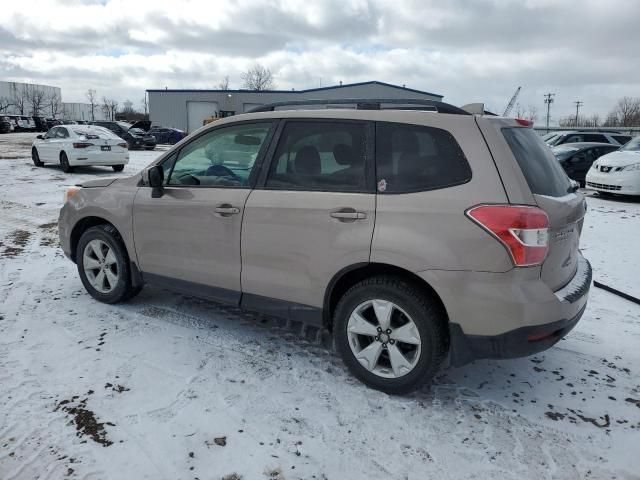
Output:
[[419, 254, 592, 367], [586, 169, 640, 195]]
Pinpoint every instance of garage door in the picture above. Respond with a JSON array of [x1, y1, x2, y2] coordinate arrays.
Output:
[[187, 101, 219, 134], [243, 103, 263, 113]]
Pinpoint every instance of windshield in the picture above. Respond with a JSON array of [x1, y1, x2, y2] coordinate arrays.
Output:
[[620, 136, 640, 152], [541, 132, 559, 142]]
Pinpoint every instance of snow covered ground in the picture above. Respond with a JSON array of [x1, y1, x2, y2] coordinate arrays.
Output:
[[1, 132, 639, 480]]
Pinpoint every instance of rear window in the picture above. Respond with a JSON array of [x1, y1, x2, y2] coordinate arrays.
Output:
[[502, 127, 572, 197]]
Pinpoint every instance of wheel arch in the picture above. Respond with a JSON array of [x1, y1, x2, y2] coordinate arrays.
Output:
[[70, 216, 143, 287], [323, 262, 450, 332]]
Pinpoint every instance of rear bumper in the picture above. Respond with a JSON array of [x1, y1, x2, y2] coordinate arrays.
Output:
[[449, 302, 587, 366], [418, 254, 592, 367]]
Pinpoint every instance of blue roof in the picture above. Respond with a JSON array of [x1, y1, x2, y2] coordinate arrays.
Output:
[[147, 80, 442, 99]]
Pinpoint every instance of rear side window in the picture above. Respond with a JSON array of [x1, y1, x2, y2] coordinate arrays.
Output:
[[502, 127, 571, 197], [375, 122, 471, 193], [265, 121, 368, 192], [582, 134, 607, 143], [613, 135, 631, 145]]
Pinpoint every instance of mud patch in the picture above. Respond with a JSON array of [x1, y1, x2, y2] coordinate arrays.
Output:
[[39, 221, 59, 247], [1, 229, 31, 257], [55, 394, 115, 447]]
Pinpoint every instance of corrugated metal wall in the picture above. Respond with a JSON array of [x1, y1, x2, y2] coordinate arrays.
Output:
[[149, 83, 442, 133]]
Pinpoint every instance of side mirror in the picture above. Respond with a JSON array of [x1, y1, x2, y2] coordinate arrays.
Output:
[[37, 134, 44, 140], [148, 165, 164, 198]]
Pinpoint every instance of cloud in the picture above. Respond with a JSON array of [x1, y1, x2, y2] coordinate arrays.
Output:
[[1, 0, 639, 120]]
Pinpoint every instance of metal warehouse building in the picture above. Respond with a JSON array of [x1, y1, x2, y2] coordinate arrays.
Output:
[[147, 81, 443, 134]]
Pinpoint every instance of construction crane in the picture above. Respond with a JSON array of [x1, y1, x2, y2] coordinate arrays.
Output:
[[502, 86, 521, 116]]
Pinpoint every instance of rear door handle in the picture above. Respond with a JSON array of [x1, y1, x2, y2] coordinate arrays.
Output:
[[214, 204, 240, 216], [330, 208, 367, 221]]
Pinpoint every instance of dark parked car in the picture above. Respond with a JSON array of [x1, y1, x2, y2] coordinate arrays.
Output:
[[148, 126, 187, 144], [46, 118, 63, 130], [544, 130, 632, 147], [33, 116, 49, 132], [0, 116, 13, 133], [551, 142, 619, 186], [90, 120, 156, 150]]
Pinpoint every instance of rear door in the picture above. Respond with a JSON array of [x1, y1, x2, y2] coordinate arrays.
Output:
[[241, 120, 375, 314], [500, 126, 586, 291], [132, 121, 275, 303]]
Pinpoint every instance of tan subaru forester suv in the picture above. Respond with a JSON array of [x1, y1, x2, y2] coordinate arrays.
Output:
[[59, 99, 592, 394]]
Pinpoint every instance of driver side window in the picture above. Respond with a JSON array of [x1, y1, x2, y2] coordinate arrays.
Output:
[[167, 122, 272, 187]]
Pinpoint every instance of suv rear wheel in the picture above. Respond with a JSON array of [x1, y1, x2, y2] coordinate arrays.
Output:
[[334, 275, 448, 394], [77, 225, 142, 303]]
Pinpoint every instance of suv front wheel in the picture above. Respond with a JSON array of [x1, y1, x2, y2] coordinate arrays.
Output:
[[334, 276, 448, 394], [77, 225, 142, 303]]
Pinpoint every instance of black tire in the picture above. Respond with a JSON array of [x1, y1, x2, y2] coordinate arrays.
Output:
[[333, 275, 448, 395], [32, 147, 43, 166], [60, 152, 73, 173], [112, 165, 125, 172], [76, 225, 142, 303]]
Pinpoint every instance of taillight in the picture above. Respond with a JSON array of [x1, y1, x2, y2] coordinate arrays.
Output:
[[73, 142, 93, 148], [466, 205, 549, 267], [118, 143, 127, 149], [515, 118, 533, 127]]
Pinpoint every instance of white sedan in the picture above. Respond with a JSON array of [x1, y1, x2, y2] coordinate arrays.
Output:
[[586, 136, 640, 196], [31, 125, 129, 173]]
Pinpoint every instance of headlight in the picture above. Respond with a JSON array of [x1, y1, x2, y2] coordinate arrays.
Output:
[[623, 163, 640, 171], [63, 186, 81, 204]]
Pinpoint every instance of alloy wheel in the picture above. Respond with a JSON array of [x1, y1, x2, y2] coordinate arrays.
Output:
[[83, 239, 119, 294], [347, 299, 422, 379]]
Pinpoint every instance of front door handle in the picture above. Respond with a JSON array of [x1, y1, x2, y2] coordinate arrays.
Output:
[[330, 208, 367, 221], [214, 204, 240, 216]]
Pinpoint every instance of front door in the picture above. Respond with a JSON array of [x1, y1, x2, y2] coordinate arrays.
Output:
[[132, 121, 275, 303], [241, 120, 376, 316]]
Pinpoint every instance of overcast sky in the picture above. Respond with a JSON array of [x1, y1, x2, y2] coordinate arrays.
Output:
[[1, 0, 639, 123]]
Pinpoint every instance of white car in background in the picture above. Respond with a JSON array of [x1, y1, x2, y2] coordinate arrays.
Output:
[[31, 125, 129, 173], [586, 136, 640, 196]]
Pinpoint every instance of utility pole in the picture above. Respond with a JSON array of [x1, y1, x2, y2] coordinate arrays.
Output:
[[544, 93, 555, 133], [573, 100, 583, 127]]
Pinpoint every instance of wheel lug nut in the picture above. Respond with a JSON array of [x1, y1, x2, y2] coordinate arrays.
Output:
[[375, 336, 379, 341], [377, 327, 382, 332], [386, 329, 392, 334], [382, 343, 387, 348], [389, 339, 395, 345]]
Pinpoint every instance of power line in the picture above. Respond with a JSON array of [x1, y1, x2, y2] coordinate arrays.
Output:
[[544, 93, 555, 133]]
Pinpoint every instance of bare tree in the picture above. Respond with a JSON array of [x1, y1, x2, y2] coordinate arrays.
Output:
[[46, 91, 62, 118], [140, 95, 148, 117], [241, 64, 275, 91], [605, 96, 640, 127], [101, 97, 119, 121], [218, 75, 230, 90], [0, 97, 13, 114], [26, 86, 46, 117], [86, 89, 98, 121], [11, 84, 28, 115], [514, 103, 538, 123], [121, 99, 136, 115]]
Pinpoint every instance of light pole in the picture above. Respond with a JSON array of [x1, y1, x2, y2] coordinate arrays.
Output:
[[544, 93, 555, 133]]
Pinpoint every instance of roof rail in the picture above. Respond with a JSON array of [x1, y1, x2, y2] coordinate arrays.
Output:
[[246, 98, 471, 115]]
